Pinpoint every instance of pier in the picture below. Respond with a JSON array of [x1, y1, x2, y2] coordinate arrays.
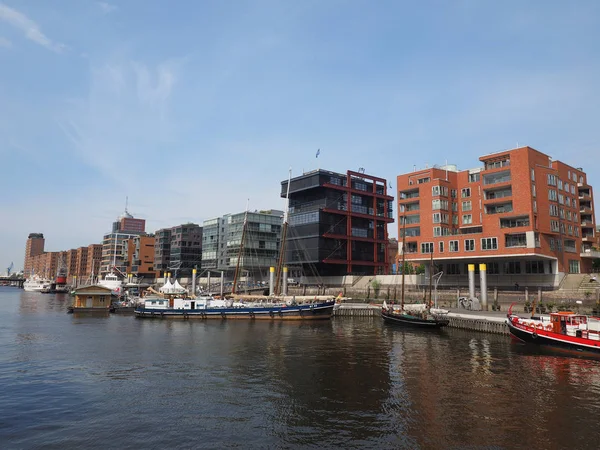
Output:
[[334, 303, 510, 335], [0, 276, 24, 288]]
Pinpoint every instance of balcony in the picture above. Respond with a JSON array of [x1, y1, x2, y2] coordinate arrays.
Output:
[[582, 234, 596, 242], [579, 192, 591, 200], [581, 249, 600, 258], [581, 221, 595, 228], [580, 206, 592, 214]]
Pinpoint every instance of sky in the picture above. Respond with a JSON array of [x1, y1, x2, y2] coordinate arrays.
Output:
[[1, 0, 599, 271]]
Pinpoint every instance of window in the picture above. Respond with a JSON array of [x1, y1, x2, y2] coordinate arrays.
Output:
[[451, 189, 457, 198], [465, 239, 475, 251], [421, 242, 434, 253], [547, 174, 557, 186], [484, 158, 510, 170], [462, 201, 472, 211], [432, 199, 449, 210], [468, 173, 480, 183], [532, 184, 536, 197], [452, 215, 458, 225], [449, 240, 459, 252], [531, 169, 535, 181], [481, 237, 498, 250], [400, 190, 419, 199], [487, 262, 500, 274], [558, 194, 564, 205], [461, 188, 471, 198], [404, 214, 420, 225], [548, 190, 558, 201], [549, 238, 555, 251], [569, 260, 580, 274], [439, 242, 444, 253], [417, 177, 430, 184], [462, 214, 472, 225], [503, 262, 521, 274], [565, 197, 571, 207], [500, 216, 530, 228], [571, 185, 575, 195], [433, 226, 449, 237], [483, 170, 511, 185], [525, 261, 545, 274], [432, 213, 448, 224], [558, 179, 563, 190], [564, 182, 569, 192], [432, 186, 448, 196], [533, 200, 537, 213], [580, 175, 584, 184], [452, 202, 458, 212], [485, 202, 513, 214], [549, 204, 558, 216], [550, 220, 560, 232], [447, 263, 460, 275], [505, 233, 527, 247]]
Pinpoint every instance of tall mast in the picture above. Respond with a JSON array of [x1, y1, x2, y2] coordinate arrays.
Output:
[[274, 168, 292, 295], [232, 199, 249, 295], [401, 215, 406, 310], [428, 250, 434, 309]]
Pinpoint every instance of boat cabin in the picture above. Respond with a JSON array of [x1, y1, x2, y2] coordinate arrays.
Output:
[[550, 312, 589, 337], [142, 295, 217, 310], [71, 285, 112, 310]]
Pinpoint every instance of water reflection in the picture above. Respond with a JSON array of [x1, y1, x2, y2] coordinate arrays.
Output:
[[2, 286, 600, 449]]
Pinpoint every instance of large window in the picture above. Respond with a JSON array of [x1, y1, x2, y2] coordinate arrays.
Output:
[[432, 199, 449, 210], [481, 237, 498, 250], [433, 213, 449, 224], [505, 233, 527, 247], [449, 240, 459, 252], [439, 242, 444, 253], [485, 202, 513, 214], [462, 214, 472, 225], [526, 261, 545, 274], [461, 188, 471, 198], [462, 201, 472, 211], [500, 216, 529, 228], [483, 170, 511, 185]]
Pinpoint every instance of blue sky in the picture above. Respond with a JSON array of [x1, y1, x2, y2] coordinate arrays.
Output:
[[1, 0, 599, 271]]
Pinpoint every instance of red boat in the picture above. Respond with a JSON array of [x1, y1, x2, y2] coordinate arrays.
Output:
[[507, 303, 600, 357]]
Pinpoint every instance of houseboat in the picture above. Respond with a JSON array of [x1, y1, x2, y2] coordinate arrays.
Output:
[[67, 285, 113, 313]]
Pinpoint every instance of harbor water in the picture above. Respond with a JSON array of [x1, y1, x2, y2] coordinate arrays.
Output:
[[2, 287, 600, 449]]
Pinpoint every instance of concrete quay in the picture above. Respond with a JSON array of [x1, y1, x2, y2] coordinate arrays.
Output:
[[334, 303, 510, 335]]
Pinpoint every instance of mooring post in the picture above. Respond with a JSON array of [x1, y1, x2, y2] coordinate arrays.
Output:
[[479, 264, 488, 310], [468, 264, 475, 299]]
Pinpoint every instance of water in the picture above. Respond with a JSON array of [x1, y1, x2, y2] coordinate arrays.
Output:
[[2, 287, 600, 449]]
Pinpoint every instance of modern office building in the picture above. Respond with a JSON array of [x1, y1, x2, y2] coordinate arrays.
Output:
[[281, 169, 394, 277], [101, 209, 147, 275], [154, 223, 202, 277], [396, 146, 596, 285], [202, 211, 283, 280], [23, 233, 45, 277], [124, 235, 157, 279]]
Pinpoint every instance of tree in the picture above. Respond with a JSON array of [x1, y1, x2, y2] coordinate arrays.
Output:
[[593, 258, 600, 272], [415, 264, 426, 275]]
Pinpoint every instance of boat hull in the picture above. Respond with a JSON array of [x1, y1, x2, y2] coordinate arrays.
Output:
[[134, 301, 335, 320], [381, 310, 449, 328], [507, 316, 600, 357]]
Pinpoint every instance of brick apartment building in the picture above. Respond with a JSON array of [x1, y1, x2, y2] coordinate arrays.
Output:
[[281, 169, 394, 277], [396, 146, 596, 286], [23, 233, 45, 277]]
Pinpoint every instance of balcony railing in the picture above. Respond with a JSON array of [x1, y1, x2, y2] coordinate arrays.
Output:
[[581, 249, 600, 258]]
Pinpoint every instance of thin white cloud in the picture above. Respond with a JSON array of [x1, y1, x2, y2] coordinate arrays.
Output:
[[0, 3, 64, 52], [0, 36, 11, 48], [97, 2, 117, 14]]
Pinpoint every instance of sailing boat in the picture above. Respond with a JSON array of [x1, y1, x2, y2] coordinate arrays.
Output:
[[135, 172, 337, 320], [381, 217, 449, 328]]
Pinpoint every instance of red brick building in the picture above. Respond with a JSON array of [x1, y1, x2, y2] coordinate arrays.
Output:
[[396, 146, 596, 286]]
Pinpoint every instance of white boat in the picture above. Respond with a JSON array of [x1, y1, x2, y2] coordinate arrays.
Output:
[[98, 272, 122, 295], [23, 275, 53, 292]]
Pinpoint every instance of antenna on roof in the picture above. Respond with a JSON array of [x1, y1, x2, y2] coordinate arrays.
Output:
[[125, 196, 129, 214]]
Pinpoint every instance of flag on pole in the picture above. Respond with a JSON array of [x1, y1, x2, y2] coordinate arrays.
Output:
[[316, 149, 320, 158]]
